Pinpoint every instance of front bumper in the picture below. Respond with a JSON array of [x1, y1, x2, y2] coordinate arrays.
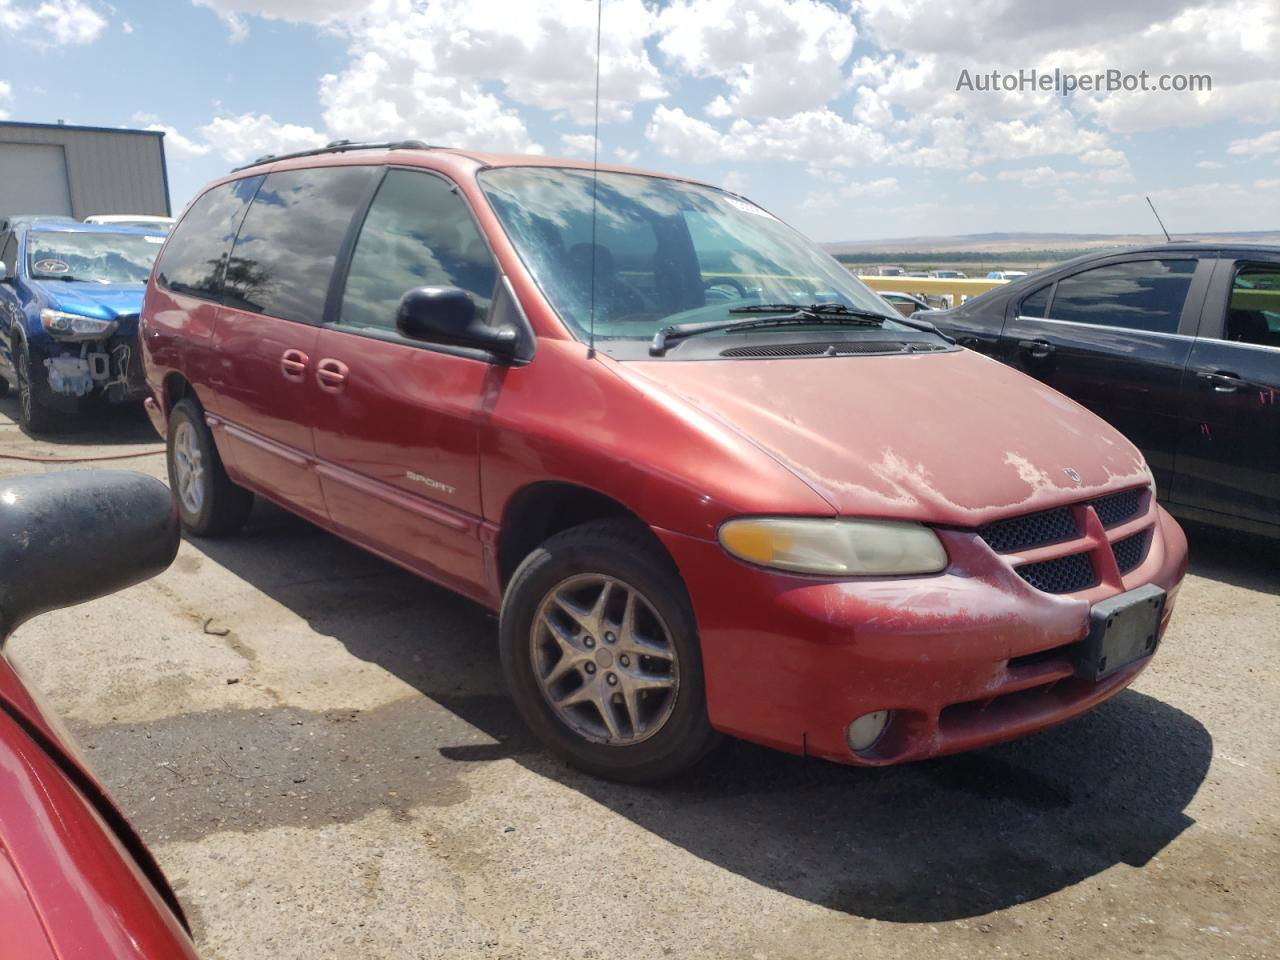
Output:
[[36, 333, 146, 403], [655, 502, 1188, 766]]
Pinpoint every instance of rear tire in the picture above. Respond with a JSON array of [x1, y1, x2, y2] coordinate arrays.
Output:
[[14, 338, 61, 435], [500, 518, 719, 783], [166, 397, 253, 537]]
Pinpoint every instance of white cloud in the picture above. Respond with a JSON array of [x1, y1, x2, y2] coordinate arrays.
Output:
[[1255, 178, 1280, 191], [130, 112, 213, 159], [0, 0, 107, 45], [657, 0, 857, 116], [1195, 159, 1225, 169], [802, 174, 898, 211], [560, 133, 598, 158], [997, 166, 1068, 188], [195, 112, 328, 166], [1228, 130, 1280, 156], [318, 50, 541, 153], [721, 169, 748, 194], [965, 171, 987, 183], [0, 80, 10, 120], [192, 0, 368, 32], [614, 146, 640, 164], [645, 104, 888, 166]]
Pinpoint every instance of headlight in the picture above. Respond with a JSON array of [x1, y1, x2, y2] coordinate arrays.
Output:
[[718, 517, 949, 576], [40, 309, 118, 341]]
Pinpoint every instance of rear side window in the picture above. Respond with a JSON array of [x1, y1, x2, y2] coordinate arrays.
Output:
[[1019, 285, 1051, 318], [1224, 263, 1280, 349], [223, 165, 375, 325], [156, 176, 262, 299], [1048, 259, 1195, 334], [338, 169, 497, 333]]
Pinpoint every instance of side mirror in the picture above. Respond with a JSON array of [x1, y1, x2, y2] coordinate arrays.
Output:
[[0, 471, 179, 642], [396, 286, 518, 359]]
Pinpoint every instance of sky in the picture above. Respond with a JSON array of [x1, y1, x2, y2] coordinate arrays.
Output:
[[0, 0, 1278, 242]]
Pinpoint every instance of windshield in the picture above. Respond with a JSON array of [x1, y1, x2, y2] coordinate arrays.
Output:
[[27, 231, 164, 283], [478, 167, 905, 343]]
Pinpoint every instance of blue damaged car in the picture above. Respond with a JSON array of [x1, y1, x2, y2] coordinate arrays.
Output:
[[0, 217, 167, 432]]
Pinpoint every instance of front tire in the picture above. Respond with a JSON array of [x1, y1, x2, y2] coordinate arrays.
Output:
[[166, 397, 253, 536], [14, 339, 61, 434], [500, 519, 719, 782]]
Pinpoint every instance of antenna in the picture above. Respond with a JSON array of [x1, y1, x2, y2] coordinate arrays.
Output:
[[587, 0, 602, 359], [1146, 195, 1172, 243]]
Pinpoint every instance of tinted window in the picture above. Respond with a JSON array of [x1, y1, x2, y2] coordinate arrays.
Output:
[[156, 176, 262, 299], [1224, 263, 1280, 349], [1048, 259, 1195, 334], [225, 165, 375, 325], [338, 169, 497, 333], [1019, 284, 1051, 318]]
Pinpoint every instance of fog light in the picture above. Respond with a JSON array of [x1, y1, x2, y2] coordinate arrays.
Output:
[[846, 710, 891, 753]]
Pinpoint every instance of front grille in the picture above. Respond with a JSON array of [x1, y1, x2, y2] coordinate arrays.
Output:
[[1094, 488, 1142, 527], [1111, 530, 1149, 573], [1015, 553, 1098, 594], [719, 341, 946, 358], [978, 507, 1078, 553]]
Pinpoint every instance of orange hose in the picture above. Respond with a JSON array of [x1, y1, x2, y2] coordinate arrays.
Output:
[[0, 448, 163, 464]]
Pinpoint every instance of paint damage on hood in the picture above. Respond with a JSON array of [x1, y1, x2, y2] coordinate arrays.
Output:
[[625, 349, 1151, 527]]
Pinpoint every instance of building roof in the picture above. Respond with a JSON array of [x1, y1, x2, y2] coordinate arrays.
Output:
[[0, 120, 164, 138]]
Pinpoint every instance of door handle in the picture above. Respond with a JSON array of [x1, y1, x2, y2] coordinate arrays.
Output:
[[1017, 338, 1054, 359], [280, 349, 309, 381], [315, 358, 349, 392], [1197, 370, 1242, 393]]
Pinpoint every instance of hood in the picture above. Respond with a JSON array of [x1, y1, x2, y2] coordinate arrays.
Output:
[[625, 350, 1151, 527], [38, 281, 144, 320]]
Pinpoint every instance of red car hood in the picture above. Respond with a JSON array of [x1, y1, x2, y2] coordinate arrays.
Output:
[[625, 349, 1151, 527]]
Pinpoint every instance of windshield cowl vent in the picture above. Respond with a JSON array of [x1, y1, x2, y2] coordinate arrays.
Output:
[[719, 341, 946, 359]]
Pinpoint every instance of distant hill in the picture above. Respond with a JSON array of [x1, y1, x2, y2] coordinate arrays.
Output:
[[823, 230, 1280, 256]]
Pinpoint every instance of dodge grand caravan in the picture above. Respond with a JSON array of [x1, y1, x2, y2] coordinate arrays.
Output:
[[141, 141, 1188, 782]]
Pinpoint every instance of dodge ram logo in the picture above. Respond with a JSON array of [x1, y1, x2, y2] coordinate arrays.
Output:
[[1063, 467, 1082, 484]]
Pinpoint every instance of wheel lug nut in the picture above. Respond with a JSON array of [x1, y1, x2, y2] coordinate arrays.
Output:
[[585, 663, 596, 674], [619, 654, 630, 667], [604, 632, 616, 644], [584, 636, 595, 648], [606, 673, 618, 686]]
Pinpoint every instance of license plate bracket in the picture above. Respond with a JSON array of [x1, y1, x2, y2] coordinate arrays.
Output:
[[1075, 583, 1166, 682]]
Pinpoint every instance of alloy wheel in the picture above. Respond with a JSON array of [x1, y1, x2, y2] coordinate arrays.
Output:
[[530, 573, 680, 746], [172, 420, 205, 515]]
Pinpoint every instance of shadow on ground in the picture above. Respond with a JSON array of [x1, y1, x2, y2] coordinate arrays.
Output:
[[1182, 520, 1280, 596], [171, 498, 1214, 924], [0, 394, 159, 447]]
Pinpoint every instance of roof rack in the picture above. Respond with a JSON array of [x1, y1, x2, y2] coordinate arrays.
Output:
[[231, 139, 436, 172]]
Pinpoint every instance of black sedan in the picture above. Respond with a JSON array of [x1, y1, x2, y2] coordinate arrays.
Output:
[[927, 243, 1280, 538]]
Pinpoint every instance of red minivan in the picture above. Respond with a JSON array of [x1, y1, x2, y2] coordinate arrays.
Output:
[[141, 142, 1188, 782]]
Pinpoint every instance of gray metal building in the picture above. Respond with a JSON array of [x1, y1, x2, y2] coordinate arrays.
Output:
[[0, 120, 170, 220]]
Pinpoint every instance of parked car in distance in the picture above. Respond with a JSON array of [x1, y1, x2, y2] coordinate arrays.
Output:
[[986, 270, 1029, 280], [880, 290, 934, 317], [142, 141, 1187, 782], [928, 269, 967, 279], [929, 243, 1280, 538], [0, 470, 197, 960], [0, 218, 167, 432], [84, 214, 176, 232]]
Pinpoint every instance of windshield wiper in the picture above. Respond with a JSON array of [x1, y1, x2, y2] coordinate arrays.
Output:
[[650, 302, 896, 356], [727, 302, 894, 319]]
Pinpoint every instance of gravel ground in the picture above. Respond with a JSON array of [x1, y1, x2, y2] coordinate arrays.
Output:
[[1, 397, 1276, 960]]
